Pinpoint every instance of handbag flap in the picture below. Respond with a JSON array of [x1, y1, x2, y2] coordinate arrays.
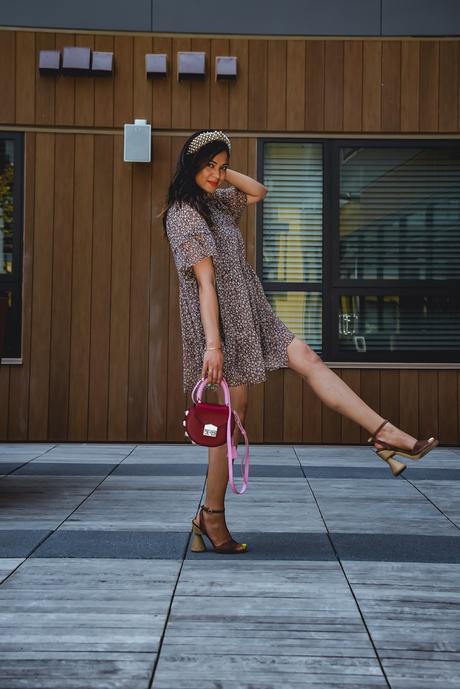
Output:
[[193, 402, 230, 427]]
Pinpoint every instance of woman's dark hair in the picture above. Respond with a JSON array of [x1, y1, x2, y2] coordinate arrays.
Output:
[[162, 130, 230, 235]]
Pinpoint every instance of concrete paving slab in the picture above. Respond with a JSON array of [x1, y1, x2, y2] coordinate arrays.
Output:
[[0, 531, 53, 557], [332, 533, 460, 562], [31, 530, 190, 559]]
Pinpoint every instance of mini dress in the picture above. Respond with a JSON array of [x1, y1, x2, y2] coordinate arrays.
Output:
[[165, 185, 296, 393]]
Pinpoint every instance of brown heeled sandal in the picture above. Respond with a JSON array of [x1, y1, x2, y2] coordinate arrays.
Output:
[[368, 419, 439, 476], [191, 505, 248, 554]]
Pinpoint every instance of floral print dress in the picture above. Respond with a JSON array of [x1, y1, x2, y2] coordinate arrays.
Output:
[[166, 186, 296, 393]]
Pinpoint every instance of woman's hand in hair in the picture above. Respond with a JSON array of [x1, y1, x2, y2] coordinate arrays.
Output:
[[201, 348, 224, 386]]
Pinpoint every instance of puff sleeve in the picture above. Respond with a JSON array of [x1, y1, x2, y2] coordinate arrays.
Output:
[[166, 204, 218, 272], [214, 186, 248, 223]]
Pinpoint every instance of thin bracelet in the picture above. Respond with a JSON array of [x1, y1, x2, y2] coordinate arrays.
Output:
[[206, 346, 221, 351]]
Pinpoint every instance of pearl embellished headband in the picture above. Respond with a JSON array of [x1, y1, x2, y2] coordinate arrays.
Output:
[[186, 130, 231, 155]]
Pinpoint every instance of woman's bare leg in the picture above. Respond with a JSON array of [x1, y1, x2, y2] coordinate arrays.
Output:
[[194, 384, 248, 545], [287, 337, 419, 451]]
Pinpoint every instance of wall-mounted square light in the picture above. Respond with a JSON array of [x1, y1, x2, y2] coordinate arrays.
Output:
[[91, 51, 113, 76], [38, 50, 61, 74], [145, 53, 168, 79], [177, 52, 205, 80], [62, 47, 91, 76], [216, 56, 238, 80]]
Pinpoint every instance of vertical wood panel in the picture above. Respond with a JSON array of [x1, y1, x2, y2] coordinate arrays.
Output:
[[108, 137, 132, 440], [148, 136, 170, 440], [133, 35, 153, 122], [191, 37, 210, 130], [401, 41, 420, 132], [438, 371, 458, 445], [8, 133, 35, 440], [263, 370, 284, 442], [28, 133, 55, 439], [127, 163, 151, 441], [283, 368, 302, 442], [171, 38, 191, 129], [0, 364, 10, 439], [302, 379, 322, 443], [74, 34, 95, 127], [210, 38, 229, 130], [399, 370, 419, 440], [68, 135, 94, 440], [324, 41, 344, 132], [94, 35, 114, 128], [48, 134, 74, 440], [360, 370, 380, 443], [380, 370, 400, 429], [362, 41, 382, 131], [55, 33, 75, 126], [15, 31, 35, 125], [420, 41, 439, 132], [0, 30, 15, 123], [88, 136, 113, 440], [0, 351, 10, 438], [114, 35, 133, 128], [286, 41, 305, 131], [419, 370, 439, 440], [381, 41, 401, 132], [439, 41, 458, 132], [267, 40, 286, 131], [343, 41, 363, 132], [248, 40, 267, 131], [247, 381, 264, 442], [152, 36, 172, 129], [229, 38, 248, 130], [341, 370, 361, 444], [35, 33, 55, 125], [305, 41, 324, 132]]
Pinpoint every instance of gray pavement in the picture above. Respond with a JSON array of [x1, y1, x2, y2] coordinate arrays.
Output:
[[0, 441, 459, 688]]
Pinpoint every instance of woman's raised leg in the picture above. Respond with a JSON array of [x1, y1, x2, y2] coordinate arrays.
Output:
[[287, 337, 420, 453]]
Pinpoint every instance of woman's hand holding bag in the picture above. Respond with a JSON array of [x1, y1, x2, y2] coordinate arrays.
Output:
[[183, 377, 250, 495]]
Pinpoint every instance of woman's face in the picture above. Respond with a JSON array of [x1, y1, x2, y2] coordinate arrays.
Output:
[[194, 150, 229, 194]]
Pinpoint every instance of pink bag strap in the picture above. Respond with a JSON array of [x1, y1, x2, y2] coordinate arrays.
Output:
[[191, 377, 250, 495]]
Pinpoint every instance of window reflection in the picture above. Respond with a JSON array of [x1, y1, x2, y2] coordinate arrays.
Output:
[[339, 294, 460, 352], [263, 143, 323, 283], [0, 139, 15, 275], [340, 148, 460, 280]]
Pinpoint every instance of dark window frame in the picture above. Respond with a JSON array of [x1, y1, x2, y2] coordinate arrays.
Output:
[[0, 131, 24, 359], [257, 137, 460, 364]]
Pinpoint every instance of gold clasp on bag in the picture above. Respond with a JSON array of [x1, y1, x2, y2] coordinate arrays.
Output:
[[203, 423, 218, 438]]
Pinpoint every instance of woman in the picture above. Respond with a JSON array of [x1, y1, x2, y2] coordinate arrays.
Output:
[[163, 129, 438, 555]]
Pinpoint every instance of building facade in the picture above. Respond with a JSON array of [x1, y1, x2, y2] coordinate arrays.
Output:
[[0, 2, 459, 443]]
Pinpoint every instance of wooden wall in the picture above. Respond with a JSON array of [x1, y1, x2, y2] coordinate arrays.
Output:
[[0, 29, 459, 443]]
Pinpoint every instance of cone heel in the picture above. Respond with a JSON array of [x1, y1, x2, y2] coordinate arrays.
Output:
[[377, 449, 407, 476], [191, 523, 207, 552]]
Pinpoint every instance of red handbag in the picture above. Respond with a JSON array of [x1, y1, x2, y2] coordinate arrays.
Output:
[[183, 377, 250, 494], [184, 381, 235, 448]]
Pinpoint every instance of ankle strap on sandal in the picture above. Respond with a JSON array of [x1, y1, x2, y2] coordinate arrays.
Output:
[[368, 419, 389, 443], [201, 505, 225, 514]]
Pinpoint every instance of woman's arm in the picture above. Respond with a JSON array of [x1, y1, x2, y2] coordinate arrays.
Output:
[[225, 168, 268, 206], [193, 257, 224, 385]]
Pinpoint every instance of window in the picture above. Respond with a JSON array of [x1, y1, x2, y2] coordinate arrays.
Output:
[[0, 133, 23, 359], [258, 140, 460, 362]]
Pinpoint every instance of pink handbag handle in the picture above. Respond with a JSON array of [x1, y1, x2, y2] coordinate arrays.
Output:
[[191, 377, 250, 495]]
